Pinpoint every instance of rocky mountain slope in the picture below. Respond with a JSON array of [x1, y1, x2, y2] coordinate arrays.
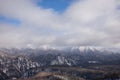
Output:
[[0, 50, 40, 80]]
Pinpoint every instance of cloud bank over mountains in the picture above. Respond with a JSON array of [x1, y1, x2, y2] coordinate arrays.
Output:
[[0, 0, 120, 48]]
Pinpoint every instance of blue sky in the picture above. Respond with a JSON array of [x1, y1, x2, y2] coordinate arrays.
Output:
[[0, 0, 120, 48], [0, 16, 21, 26], [38, 0, 74, 12]]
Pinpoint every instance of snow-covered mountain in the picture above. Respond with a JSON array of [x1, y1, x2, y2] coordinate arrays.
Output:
[[1, 46, 119, 66]]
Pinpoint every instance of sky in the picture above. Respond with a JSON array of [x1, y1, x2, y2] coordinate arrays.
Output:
[[0, 0, 120, 48]]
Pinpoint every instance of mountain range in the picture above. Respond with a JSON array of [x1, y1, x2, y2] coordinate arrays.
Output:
[[0, 46, 120, 80]]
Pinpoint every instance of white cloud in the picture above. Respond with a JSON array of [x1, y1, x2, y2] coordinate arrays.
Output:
[[0, 0, 120, 48]]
